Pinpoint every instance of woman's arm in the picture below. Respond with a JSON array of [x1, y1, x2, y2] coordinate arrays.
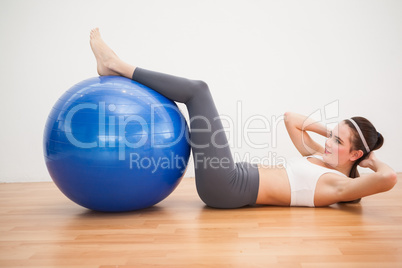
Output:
[[284, 112, 330, 156], [337, 152, 397, 202]]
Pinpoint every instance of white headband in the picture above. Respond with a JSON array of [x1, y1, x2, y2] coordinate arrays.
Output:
[[347, 118, 370, 153]]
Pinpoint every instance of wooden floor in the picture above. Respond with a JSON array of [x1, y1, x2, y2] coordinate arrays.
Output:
[[0, 176, 401, 268]]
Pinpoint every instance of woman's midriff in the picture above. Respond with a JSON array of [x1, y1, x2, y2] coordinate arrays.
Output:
[[255, 165, 291, 206]]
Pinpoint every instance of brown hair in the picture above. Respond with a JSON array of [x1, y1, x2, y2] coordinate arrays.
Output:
[[340, 117, 384, 203]]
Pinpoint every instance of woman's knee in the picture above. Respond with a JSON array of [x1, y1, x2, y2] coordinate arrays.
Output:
[[190, 80, 210, 97]]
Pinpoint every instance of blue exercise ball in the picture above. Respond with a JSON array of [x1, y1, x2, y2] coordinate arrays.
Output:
[[43, 76, 191, 212]]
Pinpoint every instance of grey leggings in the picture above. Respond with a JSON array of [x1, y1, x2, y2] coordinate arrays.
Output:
[[132, 68, 260, 208]]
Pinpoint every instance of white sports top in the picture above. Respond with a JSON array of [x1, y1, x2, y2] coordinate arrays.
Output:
[[285, 155, 346, 207]]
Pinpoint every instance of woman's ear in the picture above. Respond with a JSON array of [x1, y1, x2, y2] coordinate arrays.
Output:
[[350, 149, 364, 162]]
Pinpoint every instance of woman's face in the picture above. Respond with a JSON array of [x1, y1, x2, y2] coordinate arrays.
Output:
[[322, 121, 361, 167]]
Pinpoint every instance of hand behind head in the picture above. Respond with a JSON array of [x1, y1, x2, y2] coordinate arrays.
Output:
[[358, 151, 377, 169]]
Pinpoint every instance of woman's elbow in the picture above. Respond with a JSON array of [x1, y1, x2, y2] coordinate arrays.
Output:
[[382, 172, 398, 191], [284, 112, 294, 124]]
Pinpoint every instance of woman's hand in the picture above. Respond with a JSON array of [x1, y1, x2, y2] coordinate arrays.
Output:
[[359, 151, 377, 170]]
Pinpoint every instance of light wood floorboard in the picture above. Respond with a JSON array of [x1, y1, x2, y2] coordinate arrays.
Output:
[[1, 175, 401, 267]]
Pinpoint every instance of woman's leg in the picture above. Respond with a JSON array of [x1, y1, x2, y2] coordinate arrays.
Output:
[[90, 28, 259, 208], [132, 68, 261, 209]]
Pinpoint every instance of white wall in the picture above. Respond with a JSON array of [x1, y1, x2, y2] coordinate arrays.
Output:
[[1, 0, 401, 182]]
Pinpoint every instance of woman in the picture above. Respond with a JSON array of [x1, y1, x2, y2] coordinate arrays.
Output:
[[90, 28, 397, 208]]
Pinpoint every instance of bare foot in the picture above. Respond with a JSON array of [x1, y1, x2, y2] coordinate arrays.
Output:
[[89, 28, 120, 76]]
